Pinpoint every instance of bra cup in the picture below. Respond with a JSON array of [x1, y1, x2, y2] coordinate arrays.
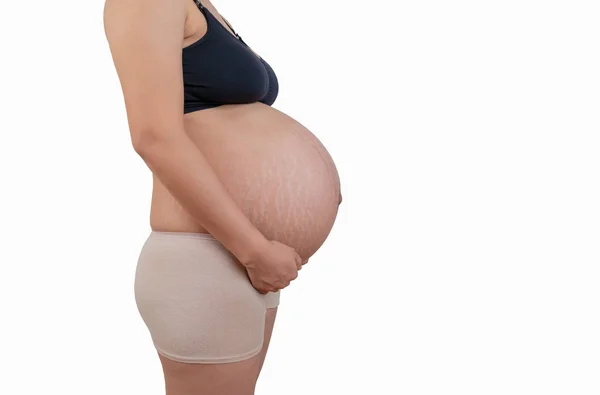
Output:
[[259, 59, 279, 106], [183, 40, 269, 103]]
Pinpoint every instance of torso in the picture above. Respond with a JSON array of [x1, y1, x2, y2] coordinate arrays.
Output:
[[150, 0, 341, 260]]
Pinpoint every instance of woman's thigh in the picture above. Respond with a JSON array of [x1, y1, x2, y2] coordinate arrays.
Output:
[[159, 307, 278, 395], [257, 307, 278, 373]]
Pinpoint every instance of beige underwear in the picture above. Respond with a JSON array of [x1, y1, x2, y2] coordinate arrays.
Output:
[[134, 231, 280, 364]]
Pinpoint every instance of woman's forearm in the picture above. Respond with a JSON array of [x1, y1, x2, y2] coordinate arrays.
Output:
[[134, 129, 267, 264]]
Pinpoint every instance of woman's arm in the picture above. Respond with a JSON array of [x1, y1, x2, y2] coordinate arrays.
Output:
[[102, 0, 266, 263]]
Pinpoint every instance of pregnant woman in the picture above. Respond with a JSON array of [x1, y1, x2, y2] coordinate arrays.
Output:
[[103, 0, 341, 393]]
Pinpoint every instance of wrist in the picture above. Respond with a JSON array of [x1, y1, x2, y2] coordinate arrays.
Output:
[[230, 229, 269, 267]]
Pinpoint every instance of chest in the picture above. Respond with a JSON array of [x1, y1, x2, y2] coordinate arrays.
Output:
[[182, 2, 279, 112]]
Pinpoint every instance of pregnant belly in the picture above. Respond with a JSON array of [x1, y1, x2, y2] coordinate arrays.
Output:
[[150, 103, 341, 260]]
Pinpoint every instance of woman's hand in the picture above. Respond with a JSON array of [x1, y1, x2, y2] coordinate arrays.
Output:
[[242, 240, 303, 294]]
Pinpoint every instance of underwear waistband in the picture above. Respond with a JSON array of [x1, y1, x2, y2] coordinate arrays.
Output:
[[150, 230, 220, 243]]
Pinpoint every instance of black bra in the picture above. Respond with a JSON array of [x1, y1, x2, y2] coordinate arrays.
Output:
[[182, 0, 279, 114]]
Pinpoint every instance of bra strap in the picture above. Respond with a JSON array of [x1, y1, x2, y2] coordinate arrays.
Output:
[[193, 0, 206, 10], [192, 0, 242, 40], [221, 15, 240, 39]]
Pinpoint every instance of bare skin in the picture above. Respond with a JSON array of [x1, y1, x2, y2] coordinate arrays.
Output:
[[104, 0, 341, 393]]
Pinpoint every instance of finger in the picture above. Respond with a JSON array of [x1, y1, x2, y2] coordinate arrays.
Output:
[[256, 283, 271, 294], [295, 255, 302, 270]]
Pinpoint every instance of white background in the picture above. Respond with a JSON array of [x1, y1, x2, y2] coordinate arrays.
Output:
[[0, 0, 599, 394]]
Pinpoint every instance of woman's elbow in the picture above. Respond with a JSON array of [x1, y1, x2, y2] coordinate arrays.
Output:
[[131, 126, 174, 156]]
